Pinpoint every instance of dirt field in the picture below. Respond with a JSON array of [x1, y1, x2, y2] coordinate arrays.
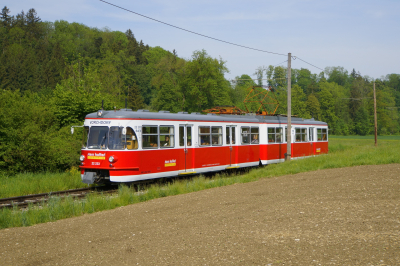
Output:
[[1, 164, 399, 265]]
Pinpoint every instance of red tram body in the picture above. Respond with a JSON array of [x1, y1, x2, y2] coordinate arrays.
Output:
[[78, 109, 328, 184]]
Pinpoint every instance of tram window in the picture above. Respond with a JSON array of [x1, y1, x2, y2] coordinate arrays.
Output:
[[83, 126, 89, 148], [179, 126, 184, 147], [87, 126, 109, 149], [241, 127, 250, 144], [251, 127, 259, 144], [211, 126, 222, 146], [142, 126, 158, 149], [268, 127, 283, 143], [276, 128, 283, 143], [108, 127, 125, 150], [180, 126, 192, 146], [126, 127, 138, 150], [317, 128, 328, 141], [295, 128, 307, 142], [187, 127, 192, 146], [226, 127, 236, 144], [199, 126, 210, 146], [160, 126, 174, 148], [309, 128, 314, 142]]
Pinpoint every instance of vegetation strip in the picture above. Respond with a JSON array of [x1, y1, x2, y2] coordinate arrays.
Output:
[[0, 187, 118, 209]]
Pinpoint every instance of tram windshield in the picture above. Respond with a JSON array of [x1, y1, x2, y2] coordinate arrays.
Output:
[[87, 126, 138, 150], [87, 126, 109, 149]]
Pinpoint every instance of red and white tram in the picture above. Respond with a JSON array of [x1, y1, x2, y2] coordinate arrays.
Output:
[[78, 109, 328, 184]]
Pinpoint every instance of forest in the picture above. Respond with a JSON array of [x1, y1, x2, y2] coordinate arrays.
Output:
[[1, 6, 400, 174]]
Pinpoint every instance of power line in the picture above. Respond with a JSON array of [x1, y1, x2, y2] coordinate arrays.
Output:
[[99, 0, 287, 56], [295, 56, 324, 71], [273, 60, 288, 68]]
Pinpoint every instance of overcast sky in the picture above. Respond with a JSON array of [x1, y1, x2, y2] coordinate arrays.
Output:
[[7, 0, 400, 80]]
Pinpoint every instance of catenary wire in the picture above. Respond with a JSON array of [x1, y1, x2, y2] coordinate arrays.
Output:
[[273, 60, 288, 67], [295, 56, 324, 71], [99, 0, 287, 56]]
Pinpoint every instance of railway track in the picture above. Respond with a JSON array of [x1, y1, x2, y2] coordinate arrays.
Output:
[[0, 186, 118, 209]]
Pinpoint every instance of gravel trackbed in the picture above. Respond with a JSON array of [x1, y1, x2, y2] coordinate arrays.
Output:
[[1, 164, 399, 265]]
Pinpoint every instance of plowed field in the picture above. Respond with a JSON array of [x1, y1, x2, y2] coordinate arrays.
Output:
[[1, 164, 399, 265]]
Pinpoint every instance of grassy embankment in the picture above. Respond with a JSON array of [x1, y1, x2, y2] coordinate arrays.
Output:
[[0, 168, 89, 199], [1, 136, 399, 229]]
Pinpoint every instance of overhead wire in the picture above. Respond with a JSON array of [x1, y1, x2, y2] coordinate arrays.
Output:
[[99, 0, 287, 56], [273, 60, 288, 68], [100, 1, 325, 73], [295, 56, 324, 71]]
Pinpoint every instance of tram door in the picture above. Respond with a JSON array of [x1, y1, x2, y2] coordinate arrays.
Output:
[[309, 127, 314, 155], [226, 126, 238, 166], [179, 125, 194, 172]]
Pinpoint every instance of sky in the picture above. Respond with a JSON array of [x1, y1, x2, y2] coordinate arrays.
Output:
[[6, 0, 400, 81]]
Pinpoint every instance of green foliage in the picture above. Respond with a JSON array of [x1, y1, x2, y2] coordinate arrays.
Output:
[[306, 94, 321, 119], [0, 90, 81, 174], [49, 63, 115, 127], [181, 50, 232, 112]]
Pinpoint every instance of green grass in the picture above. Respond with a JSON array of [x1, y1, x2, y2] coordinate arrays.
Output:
[[1, 136, 399, 229], [329, 135, 400, 141], [0, 167, 89, 198]]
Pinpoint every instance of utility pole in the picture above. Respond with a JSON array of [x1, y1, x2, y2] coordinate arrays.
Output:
[[374, 82, 377, 146], [286, 53, 292, 161]]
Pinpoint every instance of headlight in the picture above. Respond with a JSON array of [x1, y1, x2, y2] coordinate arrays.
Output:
[[79, 155, 85, 162], [109, 156, 115, 163]]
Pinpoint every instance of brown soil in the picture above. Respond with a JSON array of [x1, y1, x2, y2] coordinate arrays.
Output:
[[1, 164, 399, 266]]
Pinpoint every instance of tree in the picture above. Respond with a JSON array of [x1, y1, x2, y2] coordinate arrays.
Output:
[[128, 84, 145, 111], [318, 81, 339, 132], [306, 94, 321, 119], [291, 84, 310, 118], [0, 6, 12, 29], [325, 66, 349, 87], [181, 50, 232, 112], [231, 74, 256, 111]]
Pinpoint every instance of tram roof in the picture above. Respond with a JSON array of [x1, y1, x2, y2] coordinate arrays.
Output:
[[85, 109, 327, 126]]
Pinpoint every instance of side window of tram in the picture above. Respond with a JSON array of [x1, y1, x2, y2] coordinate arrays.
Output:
[[268, 127, 283, 143], [241, 127, 250, 144], [309, 128, 314, 142], [187, 127, 192, 146], [126, 127, 138, 150], [211, 127, 222, 146], [83, 126, 89, 148], [226, 127, 236, 145], [317, 128, 328, 141], [251, 127, 259, 144], [199, 127, 210, 146], [142, 126, 158, 148], [295, 128, 307, 142], [160, 126, 174, 148], [179, 126, 185, 147], [179, 126, 192, 147]]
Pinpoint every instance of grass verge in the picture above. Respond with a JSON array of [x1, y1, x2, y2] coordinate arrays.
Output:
[[1, 137, 399, 229], [0, 167, 88, 198]]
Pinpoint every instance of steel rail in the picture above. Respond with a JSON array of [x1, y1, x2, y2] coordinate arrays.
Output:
[[0, 187, 118, 209]]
